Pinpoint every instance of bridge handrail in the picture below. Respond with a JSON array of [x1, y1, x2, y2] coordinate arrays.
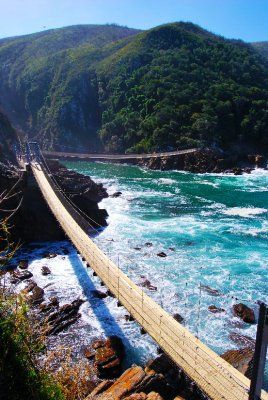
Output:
[[31, 163, 268, 400], [43, 148, 198, 160]]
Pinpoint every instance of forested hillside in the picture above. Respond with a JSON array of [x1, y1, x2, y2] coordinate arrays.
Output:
[[252, 41, 268, 60], [0, 22, 267, 154]]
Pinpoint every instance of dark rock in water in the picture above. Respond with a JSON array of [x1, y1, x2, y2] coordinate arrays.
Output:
[[145, 242, 153, 247], [173, 313, 184, 324], [45, 253, 57, 259], [91, 290, 108, 299], [12, 270, 33, 281], [233, 303, 255, 324], [28, 286, 45, 305], [140, 279, 157, 291], [157, 252, 167, 258], [41, 265, 51, 275], [233, 167, 243, 175], [201, 285, 221, 297], [44, 298, 84, 335], [134, 247, 142, 251], [168, 247, 175, 251], [229, 332, 255, 349], [208, 305, 225, 314], [110, 191, 122, 198], [20, 280, 37, 294], [18, 260, 28, 269], [94, 336, 125, 378], [39, 296, 59, 312], [221, 347, 254, 377]]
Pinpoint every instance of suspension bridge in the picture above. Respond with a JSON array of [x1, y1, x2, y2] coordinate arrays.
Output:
[[20, 143, 268, 400], [43, 148, 198, 161]]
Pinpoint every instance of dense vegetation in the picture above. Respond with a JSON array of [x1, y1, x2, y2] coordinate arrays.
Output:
[[0, 110, 17, 161], [252, 41, 268, 60], [0, 23, 267, 154]]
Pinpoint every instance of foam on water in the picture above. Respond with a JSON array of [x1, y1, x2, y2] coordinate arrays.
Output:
[[18, 162, 268, 387], [223, 207, 268, 218]]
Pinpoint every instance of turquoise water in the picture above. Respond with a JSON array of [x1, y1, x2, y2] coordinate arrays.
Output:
[[64, 161, 268, 385]]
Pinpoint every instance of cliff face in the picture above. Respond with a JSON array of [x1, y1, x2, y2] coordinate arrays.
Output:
[[0, 109, 18, 163], [0, 160, 108, 243]]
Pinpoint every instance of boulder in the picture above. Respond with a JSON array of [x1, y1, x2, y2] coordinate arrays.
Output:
[[44, 252, 57, 259], [208, 305, 225, 314], [200, 285, 221, 297], [110, 192, 122, 198], [94, 336, 124, 378], [11, 270, 33, 281], [229, 332, 255, 349], [233, 303, 255, 324], [92, 290, 108, 299], [18, 260, 28, 269], [173, 314, 184, 324], [20, 280, 37, 294], [28, 285, 44, 305], [86, 365, 167, 400], [44, 298, 83, 335], [41, 265, 51, 275], [140, 279, 157, 291], [157, 252, 167, 258], [39, 296, 59, 312], [221, 347, 254, 377]]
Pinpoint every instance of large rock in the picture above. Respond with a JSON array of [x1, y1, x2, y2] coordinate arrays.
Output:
[[233, 303, 255, 324], [87, 366, 166, 400], [44, 298, 83, 335], [27, 285, 45, 305], [221, 347, 254, 377], [11, 269, 33, 281], [94, 336, 125, 378]]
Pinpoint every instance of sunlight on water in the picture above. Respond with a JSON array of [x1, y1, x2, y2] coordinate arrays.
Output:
[[62, 161, 268, 387]]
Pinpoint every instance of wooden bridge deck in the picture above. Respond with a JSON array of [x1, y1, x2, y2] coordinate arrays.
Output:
[[43, 148, 198, 161], [31, 163, 268, 400]]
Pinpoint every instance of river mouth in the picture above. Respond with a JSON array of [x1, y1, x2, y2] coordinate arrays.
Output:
[[14, 162, 268, 388]]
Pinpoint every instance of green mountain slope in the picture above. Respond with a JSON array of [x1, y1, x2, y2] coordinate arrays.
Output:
[[252, 41, 268, 60], [0, 22, 267, 154]]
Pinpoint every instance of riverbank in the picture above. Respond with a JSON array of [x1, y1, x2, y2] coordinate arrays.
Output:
[[0, 160, 108, 243], [3, 241, 208, 400]]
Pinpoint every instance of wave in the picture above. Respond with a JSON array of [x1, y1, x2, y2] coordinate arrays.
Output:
[[223, 207, 268, 218]]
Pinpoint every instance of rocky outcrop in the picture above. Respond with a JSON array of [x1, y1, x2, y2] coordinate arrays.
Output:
[[232, 303, 255, 324], [86, 354, 207, 400], [136, 149, 267, 173], [221, 347, 254, 378], [85, 336, 125, 378], [0, 158, 109, 243], [43, 298, 84, 335]]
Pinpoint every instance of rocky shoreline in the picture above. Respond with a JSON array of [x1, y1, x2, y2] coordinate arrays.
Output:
[[5, 252, 209, 400], [135, 149, 267, 174], [0, 159, 109, 243], [3, 240, 258, 400]]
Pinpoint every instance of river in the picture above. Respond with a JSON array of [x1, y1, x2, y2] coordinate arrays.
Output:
[[15, 162, 268, 387]]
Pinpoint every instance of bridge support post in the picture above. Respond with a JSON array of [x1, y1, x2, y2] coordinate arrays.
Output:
[[249, 303, 268, 400]]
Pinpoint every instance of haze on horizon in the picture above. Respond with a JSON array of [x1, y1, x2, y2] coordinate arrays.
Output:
[[0, 0, 267, 42]]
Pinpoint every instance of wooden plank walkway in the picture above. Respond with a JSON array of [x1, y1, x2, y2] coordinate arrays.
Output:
[[31, 163, 268, 400], [43, 148, 198, 161]]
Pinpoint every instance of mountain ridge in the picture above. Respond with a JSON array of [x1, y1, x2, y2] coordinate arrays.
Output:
[[0, 22, 267, 154]]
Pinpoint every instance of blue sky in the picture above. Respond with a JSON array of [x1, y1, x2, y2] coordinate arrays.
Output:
[[0, 0, 267, 42]]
